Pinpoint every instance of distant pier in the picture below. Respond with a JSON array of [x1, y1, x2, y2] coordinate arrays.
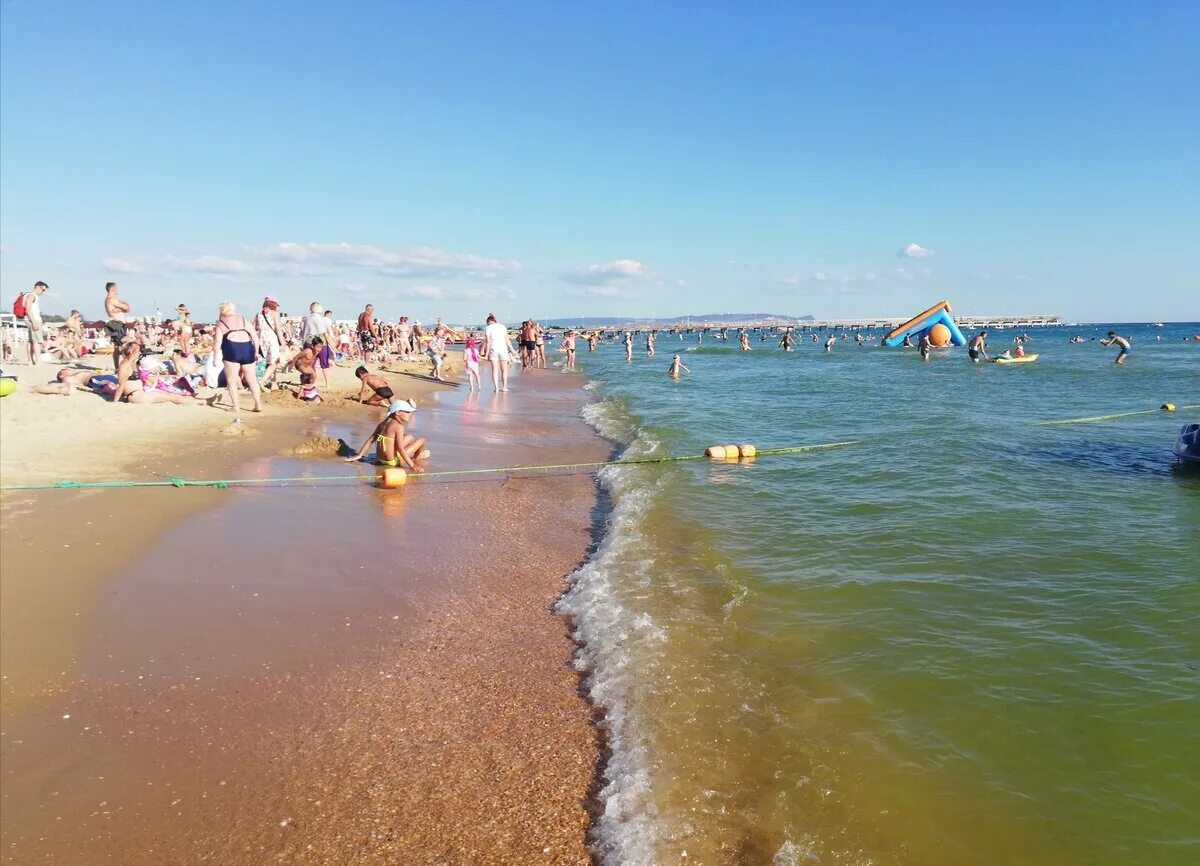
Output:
[[587, 314, 1062, 331]]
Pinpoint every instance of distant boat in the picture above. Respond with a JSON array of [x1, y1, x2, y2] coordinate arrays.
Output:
[[1154, 322, 1165, 328]]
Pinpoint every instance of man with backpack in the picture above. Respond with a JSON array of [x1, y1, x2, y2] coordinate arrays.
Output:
[[12, 281, 48, 364]]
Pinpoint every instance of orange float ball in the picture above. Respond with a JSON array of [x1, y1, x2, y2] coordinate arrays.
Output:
[[928, 323, 951, 347], [378, 467, 408, 488]]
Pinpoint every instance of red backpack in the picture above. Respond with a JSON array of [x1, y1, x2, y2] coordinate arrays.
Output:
[[12, 292, 27, 318]]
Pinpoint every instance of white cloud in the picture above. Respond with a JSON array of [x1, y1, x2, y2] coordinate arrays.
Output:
[[563, 258, 647, 286], [775, 268, 932, 291], [343, 283, 516, 303], [265, 242, 521, 280], [572, 285, 628, 298], [102, 257, 143, 273], [99, 242, 522, 282], [897, 243, 935, 259]]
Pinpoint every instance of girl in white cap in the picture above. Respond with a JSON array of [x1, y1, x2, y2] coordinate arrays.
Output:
[[343, 399, 427, 470]]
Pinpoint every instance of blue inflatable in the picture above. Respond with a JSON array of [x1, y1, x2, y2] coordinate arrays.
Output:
[[882, 300, 967, 348]]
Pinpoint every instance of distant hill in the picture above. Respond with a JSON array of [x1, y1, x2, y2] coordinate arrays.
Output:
[[541, 312, 813, 328]]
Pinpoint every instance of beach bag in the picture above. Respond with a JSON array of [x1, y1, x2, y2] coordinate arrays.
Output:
[[203, 352, 222, 389], [12, 293, 27, 318]]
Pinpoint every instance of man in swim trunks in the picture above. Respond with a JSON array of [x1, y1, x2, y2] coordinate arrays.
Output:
[[1099, 331, 1132, 364], [357, 304, 378, 354], [103, 282, 132, 370], [344, 399, 426, 471], [968, 330, 989, 363], [354, 366, 395, 405]]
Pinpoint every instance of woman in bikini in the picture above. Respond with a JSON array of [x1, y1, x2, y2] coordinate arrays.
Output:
[[213, 301, 263, 421], [173, 304, 194, 356]]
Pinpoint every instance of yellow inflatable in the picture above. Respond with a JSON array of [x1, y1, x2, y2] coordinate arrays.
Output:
[[0, 379, 16, 398], [378, 467, 408, 488]]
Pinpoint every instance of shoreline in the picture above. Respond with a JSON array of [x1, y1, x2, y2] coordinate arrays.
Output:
[[1, 363, 612, 863]]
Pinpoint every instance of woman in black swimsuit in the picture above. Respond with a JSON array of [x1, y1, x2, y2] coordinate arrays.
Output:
[[214, 301, 263, 421]]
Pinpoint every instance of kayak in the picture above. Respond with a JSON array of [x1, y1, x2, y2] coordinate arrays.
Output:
[[994, 354, 1039, 365], [1174, 423, 1200, 468]]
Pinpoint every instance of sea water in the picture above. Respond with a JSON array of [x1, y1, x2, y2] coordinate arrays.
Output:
[[559, 323, 1200, 866]]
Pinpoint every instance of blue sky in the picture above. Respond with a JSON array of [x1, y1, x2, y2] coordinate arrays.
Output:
[[2, 1, 1197, 324]]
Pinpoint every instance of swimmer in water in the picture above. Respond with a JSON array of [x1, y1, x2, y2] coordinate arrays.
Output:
[[823, 335, 836, 353], [918, 332, 932, 361], [667, 354, 690, 379], [1099, 330, 1132, 364], [739, 331, 751, 351], [778, 329, 794, 351], [968, 330, 989, 363], [623, 330, 634, 362]]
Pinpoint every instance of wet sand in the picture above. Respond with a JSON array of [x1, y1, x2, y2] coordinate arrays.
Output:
[[1, 369, 610, 864]]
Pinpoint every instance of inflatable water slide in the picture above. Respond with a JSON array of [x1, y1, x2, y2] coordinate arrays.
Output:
[[881, 300, 967, 348]]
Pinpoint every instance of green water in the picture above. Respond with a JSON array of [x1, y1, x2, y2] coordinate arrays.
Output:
[[561, 324, 1199, 865]]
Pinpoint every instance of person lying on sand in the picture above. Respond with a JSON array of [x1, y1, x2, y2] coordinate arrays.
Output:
[[343, 399, 426, 471], [355, 366, 394, 405], [101, 343, 202, 405]]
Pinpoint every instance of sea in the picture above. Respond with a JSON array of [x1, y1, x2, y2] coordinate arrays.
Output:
[[558, 322, 1199, 866]]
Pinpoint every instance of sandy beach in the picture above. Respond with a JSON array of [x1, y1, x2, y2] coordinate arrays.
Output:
[[0, 358, 610, 864]]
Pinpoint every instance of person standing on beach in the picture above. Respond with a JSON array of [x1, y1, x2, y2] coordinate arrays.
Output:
[[171, 304, 194, 356], [103, 282, 131, 369], [213, 301, 262, 422], [256, 296, 287, 389], [483, 313, 513, 392], [462, 335, 482, 391], [396, 316, 413, 358], [16, 281, 47, 364], [968, 330, 989, 363], [1099, 331, 1132, 364], [357, 304, 379, 357], [299, 302, 329, 344], [563, 330, 577, 369]]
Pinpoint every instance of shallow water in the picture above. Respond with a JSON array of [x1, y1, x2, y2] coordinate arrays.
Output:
[[562, 323, 1200, 865]]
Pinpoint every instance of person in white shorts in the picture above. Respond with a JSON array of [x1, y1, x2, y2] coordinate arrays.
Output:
[[483, 313, 514, 392]]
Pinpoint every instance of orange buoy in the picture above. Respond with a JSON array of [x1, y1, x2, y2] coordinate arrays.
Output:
[[378, 467, 408, 488], [706, 446, 728, 459], [928, 323, 952, 347], [739, 445, 757, 458]]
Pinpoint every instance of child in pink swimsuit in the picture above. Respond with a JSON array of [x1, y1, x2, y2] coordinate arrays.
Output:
[[463, 336, 481, 391]]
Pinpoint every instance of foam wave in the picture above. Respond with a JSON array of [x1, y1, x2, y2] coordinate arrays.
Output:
[[558, 397, 666, 865]]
